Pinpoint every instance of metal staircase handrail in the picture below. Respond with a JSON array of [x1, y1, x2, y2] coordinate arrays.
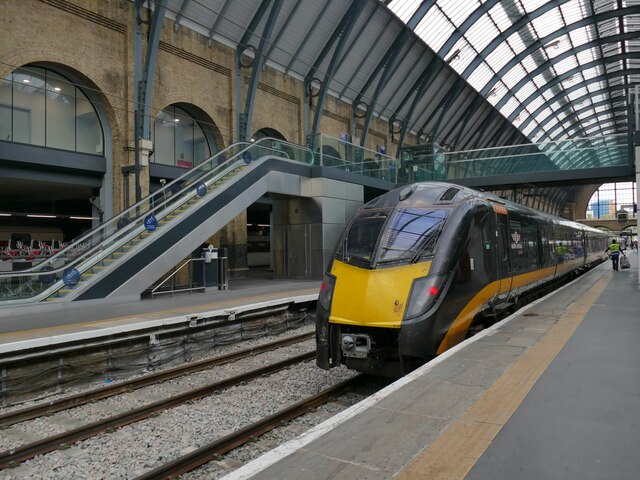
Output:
[[0, 142, 250, 278], [0, 138, 314, 304]]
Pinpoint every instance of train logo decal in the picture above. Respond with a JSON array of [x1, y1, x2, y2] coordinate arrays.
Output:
[[511, 231, 521, 243]]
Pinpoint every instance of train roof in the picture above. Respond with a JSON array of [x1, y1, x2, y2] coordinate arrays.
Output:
[[364, 182, 607, 235]]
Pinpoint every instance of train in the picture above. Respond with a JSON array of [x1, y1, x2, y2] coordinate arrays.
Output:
[[316, 182, 609, 376]]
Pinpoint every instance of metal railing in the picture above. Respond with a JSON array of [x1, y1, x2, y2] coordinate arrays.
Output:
[[313, 133, 399, 183], [151, 258, 206, 297], [0, 138, 313, 304]]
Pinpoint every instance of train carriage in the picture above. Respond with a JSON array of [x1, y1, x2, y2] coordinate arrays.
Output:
[[316, 182, 608, 377]]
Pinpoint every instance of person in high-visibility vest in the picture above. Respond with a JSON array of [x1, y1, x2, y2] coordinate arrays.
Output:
[[604, 239, 623, 271]]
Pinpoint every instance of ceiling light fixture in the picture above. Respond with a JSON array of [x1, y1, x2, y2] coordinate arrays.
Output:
[[54, 87, 61, 92], [22, 79, 30, 84], [27, 214, 56, 218], [0, 213, 11, 217], [446, 49, 461, 64], [69, 216, 95, 220]]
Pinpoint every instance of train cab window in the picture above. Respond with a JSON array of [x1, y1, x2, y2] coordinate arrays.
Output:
[[336, 208, 448, 267], [337, 210, 389, 266], [377, 208, 448, 264]]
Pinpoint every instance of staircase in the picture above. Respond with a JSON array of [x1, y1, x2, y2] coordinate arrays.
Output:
[[0, 139, 314, 305]]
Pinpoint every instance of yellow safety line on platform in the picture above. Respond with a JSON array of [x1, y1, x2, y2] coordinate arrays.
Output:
[[0, 287, 319, 341], [394, 273, 611, 480]]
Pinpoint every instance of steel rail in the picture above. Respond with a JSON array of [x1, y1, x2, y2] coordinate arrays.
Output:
[[0, 331, 313, 427], [135, 375, 363, 480], [0, 351, 315, 469]]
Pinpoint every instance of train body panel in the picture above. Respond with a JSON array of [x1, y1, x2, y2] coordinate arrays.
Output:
[[329, 260, 431, 329], [316, 182, 609, 377]]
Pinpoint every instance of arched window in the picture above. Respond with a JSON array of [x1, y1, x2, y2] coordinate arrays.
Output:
[[151, 105, 212, 168], [586, 182, 637, 220], [253, 128, 286, 141], [0, 66, 103, 154]]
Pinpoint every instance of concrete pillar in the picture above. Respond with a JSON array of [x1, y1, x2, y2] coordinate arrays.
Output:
[[219, 212, 248, 278], [635, 144, 640, 288], [272, 178, 363, 278]]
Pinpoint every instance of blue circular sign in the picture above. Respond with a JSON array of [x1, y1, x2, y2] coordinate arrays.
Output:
[[144, 213, 158, 232], [242, 151, 252, 164], [196, 182, 207, 197], [62, 267, 80, 287]]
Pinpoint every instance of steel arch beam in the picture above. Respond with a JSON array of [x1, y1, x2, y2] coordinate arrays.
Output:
[[451, 95, 486, 147], [337, 3, 386, 100], [546, 97, 625, 139], [449, 6, 640, 146], [435, 0, 502, 58], [284, 0, 334, 74], [237, 0, 285, 141], [540, 87, 632, 140], [394, 57, 445, 154], [355, 1, 437, 147], [440, 93, 483, 148], [358, 36, 418, 147], [463, 108, 500, 149], [448, 10, 640, 151], [462, 0, 568, 81], [208, 0, 232, 46], [493, 32, 637, 113], [545, 108, 629, 143], [173, 0, 191, 32], [307, 0, 366, 150], [264, 0, 304, 59], [477, 6, 640, 98], [513, 52, 640, 134], [136, 0, 167, 140], [517, 69, 639, 136]]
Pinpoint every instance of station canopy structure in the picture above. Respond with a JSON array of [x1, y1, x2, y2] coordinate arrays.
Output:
[[157, 0, 638, 211]]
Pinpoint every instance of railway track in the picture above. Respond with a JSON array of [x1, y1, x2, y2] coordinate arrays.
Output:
[[136, 375, 363, 480], [0, 346, 315, 469], [0, 331, 313, 427]]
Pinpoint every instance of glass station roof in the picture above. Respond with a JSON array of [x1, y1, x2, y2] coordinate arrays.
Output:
[[386, 0, 640, 142]]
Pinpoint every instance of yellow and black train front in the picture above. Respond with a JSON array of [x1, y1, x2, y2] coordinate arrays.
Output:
[[316, 182, 609, 376], [316, 183, 472, 377]]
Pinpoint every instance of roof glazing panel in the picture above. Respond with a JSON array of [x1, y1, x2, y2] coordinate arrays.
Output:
[[384, 0, 632, 141], [489, 2, 515, 31], [466, 14, 500, 52], [468, 61, 495, 91], [555, 56, 579, 75]]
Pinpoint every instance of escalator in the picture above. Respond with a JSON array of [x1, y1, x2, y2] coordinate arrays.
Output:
[[0, 139, 315, 305]]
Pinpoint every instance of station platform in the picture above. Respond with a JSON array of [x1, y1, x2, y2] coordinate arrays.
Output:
[[0, 273, 320, 349], [225, 253, 640, 480]]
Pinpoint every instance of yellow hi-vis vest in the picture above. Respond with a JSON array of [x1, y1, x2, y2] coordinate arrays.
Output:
[[610, 243, 620, 252]]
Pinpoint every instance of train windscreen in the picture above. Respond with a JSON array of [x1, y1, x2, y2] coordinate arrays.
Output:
[[336, 208, 448, 267]]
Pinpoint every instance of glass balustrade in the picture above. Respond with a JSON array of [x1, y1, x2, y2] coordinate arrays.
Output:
[[0, 132, 629, 304], [0, 138, 314, 303]]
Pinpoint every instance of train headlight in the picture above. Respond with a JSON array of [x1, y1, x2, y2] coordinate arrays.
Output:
[[404, 274, 445, 319], [318, 273, 336, 312]]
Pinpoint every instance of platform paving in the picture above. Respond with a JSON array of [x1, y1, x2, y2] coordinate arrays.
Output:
[[223, 253, 639, 480]]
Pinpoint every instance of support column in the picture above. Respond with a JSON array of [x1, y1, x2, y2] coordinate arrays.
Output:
[[272, 178, 363, 278], [634, 86, 639, 288], [634, 141, 640, 290]]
